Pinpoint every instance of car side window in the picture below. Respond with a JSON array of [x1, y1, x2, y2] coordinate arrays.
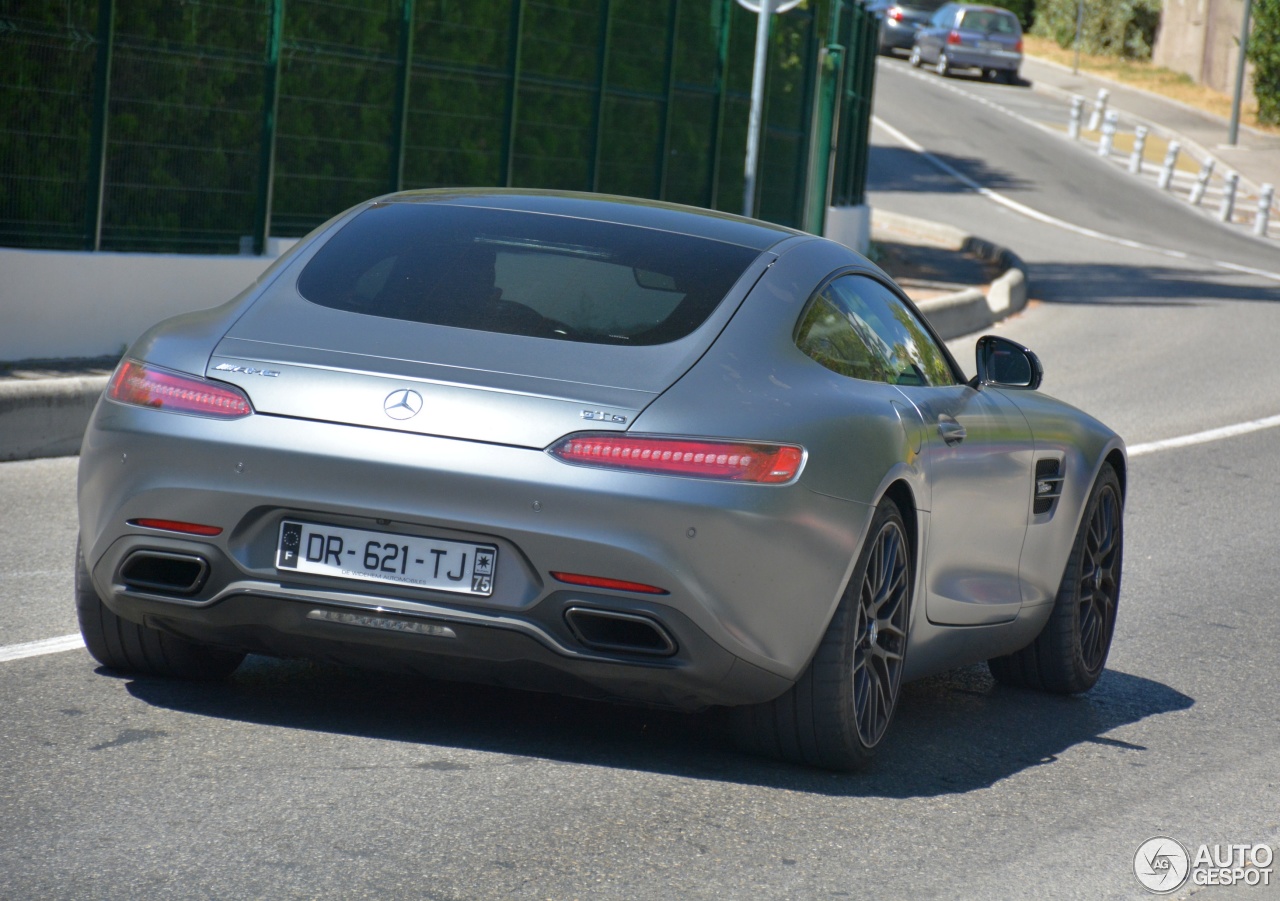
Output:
[[795, 274, 958, 387], [929, 5, 954, 27]]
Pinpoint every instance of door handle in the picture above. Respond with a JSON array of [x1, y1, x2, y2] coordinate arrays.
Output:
[[938, 417, 966, 446]]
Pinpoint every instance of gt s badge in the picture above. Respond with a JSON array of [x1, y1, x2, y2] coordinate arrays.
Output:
[[581, 410, 627, 424], [213, 363, 281, 377]]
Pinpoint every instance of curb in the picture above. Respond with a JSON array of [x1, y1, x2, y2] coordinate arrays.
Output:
[[0, 375, 107, 462], [871, 209, 1029, 339]]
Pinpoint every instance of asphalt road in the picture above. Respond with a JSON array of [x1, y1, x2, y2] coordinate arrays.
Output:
[[3, 57, 1280, 901]]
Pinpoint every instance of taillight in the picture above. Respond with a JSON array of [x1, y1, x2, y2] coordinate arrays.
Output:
[[1014, 38, 1023, 53], [549, 433, 804, 484], [107, 359, 252, 419], [947, 29, 962, 44], [129, 518, 223, 537], [887, 8, 903, 21]]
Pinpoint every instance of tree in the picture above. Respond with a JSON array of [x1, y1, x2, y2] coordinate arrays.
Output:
[[1249, 0, 1280, 125]]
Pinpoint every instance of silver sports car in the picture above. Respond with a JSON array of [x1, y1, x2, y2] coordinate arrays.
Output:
[[77, 190, 1125, 770]]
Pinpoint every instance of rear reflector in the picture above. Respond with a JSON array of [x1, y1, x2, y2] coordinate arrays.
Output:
[[130, 518, 224, 537], [549, 433, 804, 484], [108, 359, 252, 419], [552, 572, 669, 595]]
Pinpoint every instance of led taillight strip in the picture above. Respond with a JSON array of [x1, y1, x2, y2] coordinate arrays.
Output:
[[549, 433, 803, 484], [130, 519, 223, 537], [108, 359, 252, 419]]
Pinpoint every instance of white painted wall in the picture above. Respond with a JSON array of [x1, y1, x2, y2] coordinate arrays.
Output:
[[0, 244, 292, 362], [1, 209, 872, 363], [825, 204, 871, 256]]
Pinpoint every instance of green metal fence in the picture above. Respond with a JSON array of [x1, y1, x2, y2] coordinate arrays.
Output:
[[0, 0, 877, 255]]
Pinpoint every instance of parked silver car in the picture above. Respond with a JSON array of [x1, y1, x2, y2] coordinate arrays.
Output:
[[910, 3, 1024, 83], [76, 190, 1124, 770]]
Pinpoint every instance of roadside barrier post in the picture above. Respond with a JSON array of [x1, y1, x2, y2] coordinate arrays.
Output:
[[1157, 141, 1180, 190], [1068, 95, 1084, 140], [1086, 88, 1109, 132], [1128, 125, 1147, 173], [1189, 159, 1215, 205], [1219, 172, 1239, 222], [1098, 111, 1118, 158], [1256, 184, 1275, 238]]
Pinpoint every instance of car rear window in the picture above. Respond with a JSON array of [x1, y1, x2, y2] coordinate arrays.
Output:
[[958, 9, 1019, 33], [296, 202, 762, 346]]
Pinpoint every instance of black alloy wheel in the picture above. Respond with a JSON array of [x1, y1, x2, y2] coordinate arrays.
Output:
[[851, 513, 910, 749], [1076, 479, 1122, 677], [732, 497, 913, 770], [988, 464, 1124, 694]]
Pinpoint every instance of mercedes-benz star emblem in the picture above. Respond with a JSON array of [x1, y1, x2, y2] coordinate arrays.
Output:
[[383, 388, 424, 421]]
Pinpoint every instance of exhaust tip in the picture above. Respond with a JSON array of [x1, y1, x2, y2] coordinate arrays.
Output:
[[564, 606, 677, 657], [120, 551, 209, 596]]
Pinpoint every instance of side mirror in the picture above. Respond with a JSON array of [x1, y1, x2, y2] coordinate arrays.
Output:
[[973, 335, 1043, 390]]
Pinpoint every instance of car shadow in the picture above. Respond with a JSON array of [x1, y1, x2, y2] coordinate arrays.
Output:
[[120, 658, 1191, 799], [1028, 262, 1280, 305], [869, 146, 1034, 193]]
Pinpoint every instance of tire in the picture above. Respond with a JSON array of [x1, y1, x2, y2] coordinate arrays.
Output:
[[999, 68, 1018, 85], [909, 45, 922, 68], [76, 539, 245, 680], [733, 498, 913, 770], [935, 53, 951, 77], [988, 464, 1123, 693]]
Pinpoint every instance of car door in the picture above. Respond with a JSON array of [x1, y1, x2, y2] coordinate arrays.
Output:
[[797, 274, 1034, 627]]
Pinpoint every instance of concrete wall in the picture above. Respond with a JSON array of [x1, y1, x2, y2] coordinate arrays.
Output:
[[0, 244, 291, 363], [1153, 0, 1255, 99], [2, 210, 878, 364]]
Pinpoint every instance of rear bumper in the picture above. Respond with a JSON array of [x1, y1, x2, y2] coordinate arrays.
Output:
[[944, 48, 1021, 71], [79, 399, 870, 708]]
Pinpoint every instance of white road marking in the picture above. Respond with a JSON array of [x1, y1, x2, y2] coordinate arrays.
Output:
[[871, 114, 1280, 283], [0, 633, 85, 663], [1127, 414, 1280, 457]]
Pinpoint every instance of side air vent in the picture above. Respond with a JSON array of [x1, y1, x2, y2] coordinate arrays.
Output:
[[1033, 459, 1064, 515]]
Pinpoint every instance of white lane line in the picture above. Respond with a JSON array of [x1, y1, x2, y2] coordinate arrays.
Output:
[[0, 633, 85, 663], [871, 115, 1280, 283], [1128, 414, 1280, 457]]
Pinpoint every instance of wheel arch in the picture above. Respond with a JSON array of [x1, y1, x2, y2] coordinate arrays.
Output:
[[1105, 447, 1127, 501]]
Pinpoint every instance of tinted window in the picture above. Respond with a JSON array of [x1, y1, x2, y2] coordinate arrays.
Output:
[[297, 202, 761, 345], [958, 9, 1019, 33], [796, 275, 957, 386], [929, 5, 956, 26]]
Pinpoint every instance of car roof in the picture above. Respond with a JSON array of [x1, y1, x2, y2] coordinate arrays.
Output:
[[371, 188, 808, 254]]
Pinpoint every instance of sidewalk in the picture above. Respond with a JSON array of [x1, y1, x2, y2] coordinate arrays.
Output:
[[1022, 55, 1280, 235]]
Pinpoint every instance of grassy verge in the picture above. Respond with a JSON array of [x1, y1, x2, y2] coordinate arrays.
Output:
[[1022, 34, 1280, 136]]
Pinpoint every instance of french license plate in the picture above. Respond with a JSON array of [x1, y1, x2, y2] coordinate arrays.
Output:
[[277, 521, 496, 596], [979, 40, 1001, 51]]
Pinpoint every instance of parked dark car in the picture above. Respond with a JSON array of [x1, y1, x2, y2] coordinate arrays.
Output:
[[866, 0, 949, 56], [910, 3, 1023, 83]]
